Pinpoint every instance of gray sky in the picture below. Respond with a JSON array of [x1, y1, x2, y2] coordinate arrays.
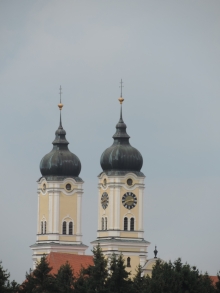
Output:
[[0, 0, 220, 283]]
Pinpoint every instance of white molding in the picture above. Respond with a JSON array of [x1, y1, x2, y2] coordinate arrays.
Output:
[[109, 187, 114, 230], [114, 185, 120, 230], [48, 192, 53, 233], [37, 193, 40, 234], [76, 193, 82, 235], [53, 191, 60, 234], [98, 188, 101, 230], [138, 188, 143, 231], [98, 172, 145, 180]]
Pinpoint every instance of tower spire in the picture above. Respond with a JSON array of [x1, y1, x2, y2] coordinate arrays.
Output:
[[118, 79, 124, 121], [58, 85, 63, 127]]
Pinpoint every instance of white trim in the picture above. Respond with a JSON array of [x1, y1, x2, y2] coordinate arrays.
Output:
[[48, 192, 53, 233], [53, 191, 60, 233], [114, 185, 120, 230], [76, 193, 82, 235], [37, 192, 40, 234], [109, 188, 114, 230], [98, 188, 101, 230], [138, 188, 143, 230]]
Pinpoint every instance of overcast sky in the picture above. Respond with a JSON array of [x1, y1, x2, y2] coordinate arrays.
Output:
[[0, 0, 220, 283]]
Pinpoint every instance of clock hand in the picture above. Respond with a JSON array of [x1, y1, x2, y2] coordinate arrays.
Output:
[[125, 199, 134, 204]]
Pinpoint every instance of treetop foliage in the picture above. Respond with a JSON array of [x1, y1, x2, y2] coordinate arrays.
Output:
[[2, 246, 220, 293]]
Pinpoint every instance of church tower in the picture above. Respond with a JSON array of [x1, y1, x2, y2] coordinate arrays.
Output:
[[91, 84, 150, 275], [31, 89, 88, 267]]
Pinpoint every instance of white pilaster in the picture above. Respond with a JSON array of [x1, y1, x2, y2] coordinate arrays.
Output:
[[48, 191, 53, 233], [53, 191, 60, 233], [109, 187, 114, 229], [138, 187, 144, 231], [114, 185, 120, 230], [98, 187, 101, 230], [76, 192, 82, 235], [37, 191, 40, 234]]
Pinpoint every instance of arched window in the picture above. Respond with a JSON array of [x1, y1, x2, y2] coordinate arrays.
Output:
[[41, 221, 43, 234], [44, 221, 47, 234], [130, 218, 134, 231], [127, 257, 131, 267], [69, 222, 73, 235], [105, 217, 107, 230], [124, 217, 128, 231], [102, 218, 104, 230], [63, 221, 67, 234]]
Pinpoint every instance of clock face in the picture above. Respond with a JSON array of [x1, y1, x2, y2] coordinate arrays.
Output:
[[101, 192, 109, 209], [122, 192, 137, 209]]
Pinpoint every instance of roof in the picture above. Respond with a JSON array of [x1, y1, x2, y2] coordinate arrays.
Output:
[[47, 252, 93, 276], [210, 276, 219, 285]]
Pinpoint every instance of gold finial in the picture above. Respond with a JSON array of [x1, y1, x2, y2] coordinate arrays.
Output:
[[58, 85, 63, 110], [118, 79, 124, 104], [118, 97, 124, 104]]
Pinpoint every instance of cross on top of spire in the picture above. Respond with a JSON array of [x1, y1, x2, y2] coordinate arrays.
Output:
[[58, 85, 63, 111], [119, 79, 124, 97], [118, 79, 124, 105], [59, 85, 62, 103]]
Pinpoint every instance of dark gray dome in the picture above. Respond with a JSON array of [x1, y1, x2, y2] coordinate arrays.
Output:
[[100, 105, 143, 174], [40, 116, 81, 179]]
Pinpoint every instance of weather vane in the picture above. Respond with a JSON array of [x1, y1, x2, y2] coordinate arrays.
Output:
[[58, 85, 63, 110], [118, 79, 124, 104]]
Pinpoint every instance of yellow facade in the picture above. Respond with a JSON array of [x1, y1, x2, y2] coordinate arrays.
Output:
[[92, 172, 150, 276], [31, 177, 88, 267]]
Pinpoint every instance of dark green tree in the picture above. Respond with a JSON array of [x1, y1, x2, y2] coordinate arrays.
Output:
[[73, 268, 90, 293], [149, 258, 216, 293], [19, 255, 55, 293], [107, 254, 132, 293], [82, 244, 109, 293], [0, 261, 19, 293], [132, 264, 150, 293], [54, 262, 75, 293]]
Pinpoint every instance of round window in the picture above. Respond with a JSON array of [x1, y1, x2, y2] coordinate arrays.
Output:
[[127, 179, 133, 186], [66, 184, 71, 191]]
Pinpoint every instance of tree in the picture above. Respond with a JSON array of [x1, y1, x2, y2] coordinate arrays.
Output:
[[107, 254, 132, 293], [149, 258, 216, 293], [132, 264, 150, 293], [54, 262, 75, 293], [0, 261, 19, 293], [82, 244, 109, 293], [19, 255, 55, 293], [73, 268, 90, 293]]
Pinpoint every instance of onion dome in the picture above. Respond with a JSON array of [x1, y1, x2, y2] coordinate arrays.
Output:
[[40, 88, 81, 181], [100, 84, 144, 177]]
